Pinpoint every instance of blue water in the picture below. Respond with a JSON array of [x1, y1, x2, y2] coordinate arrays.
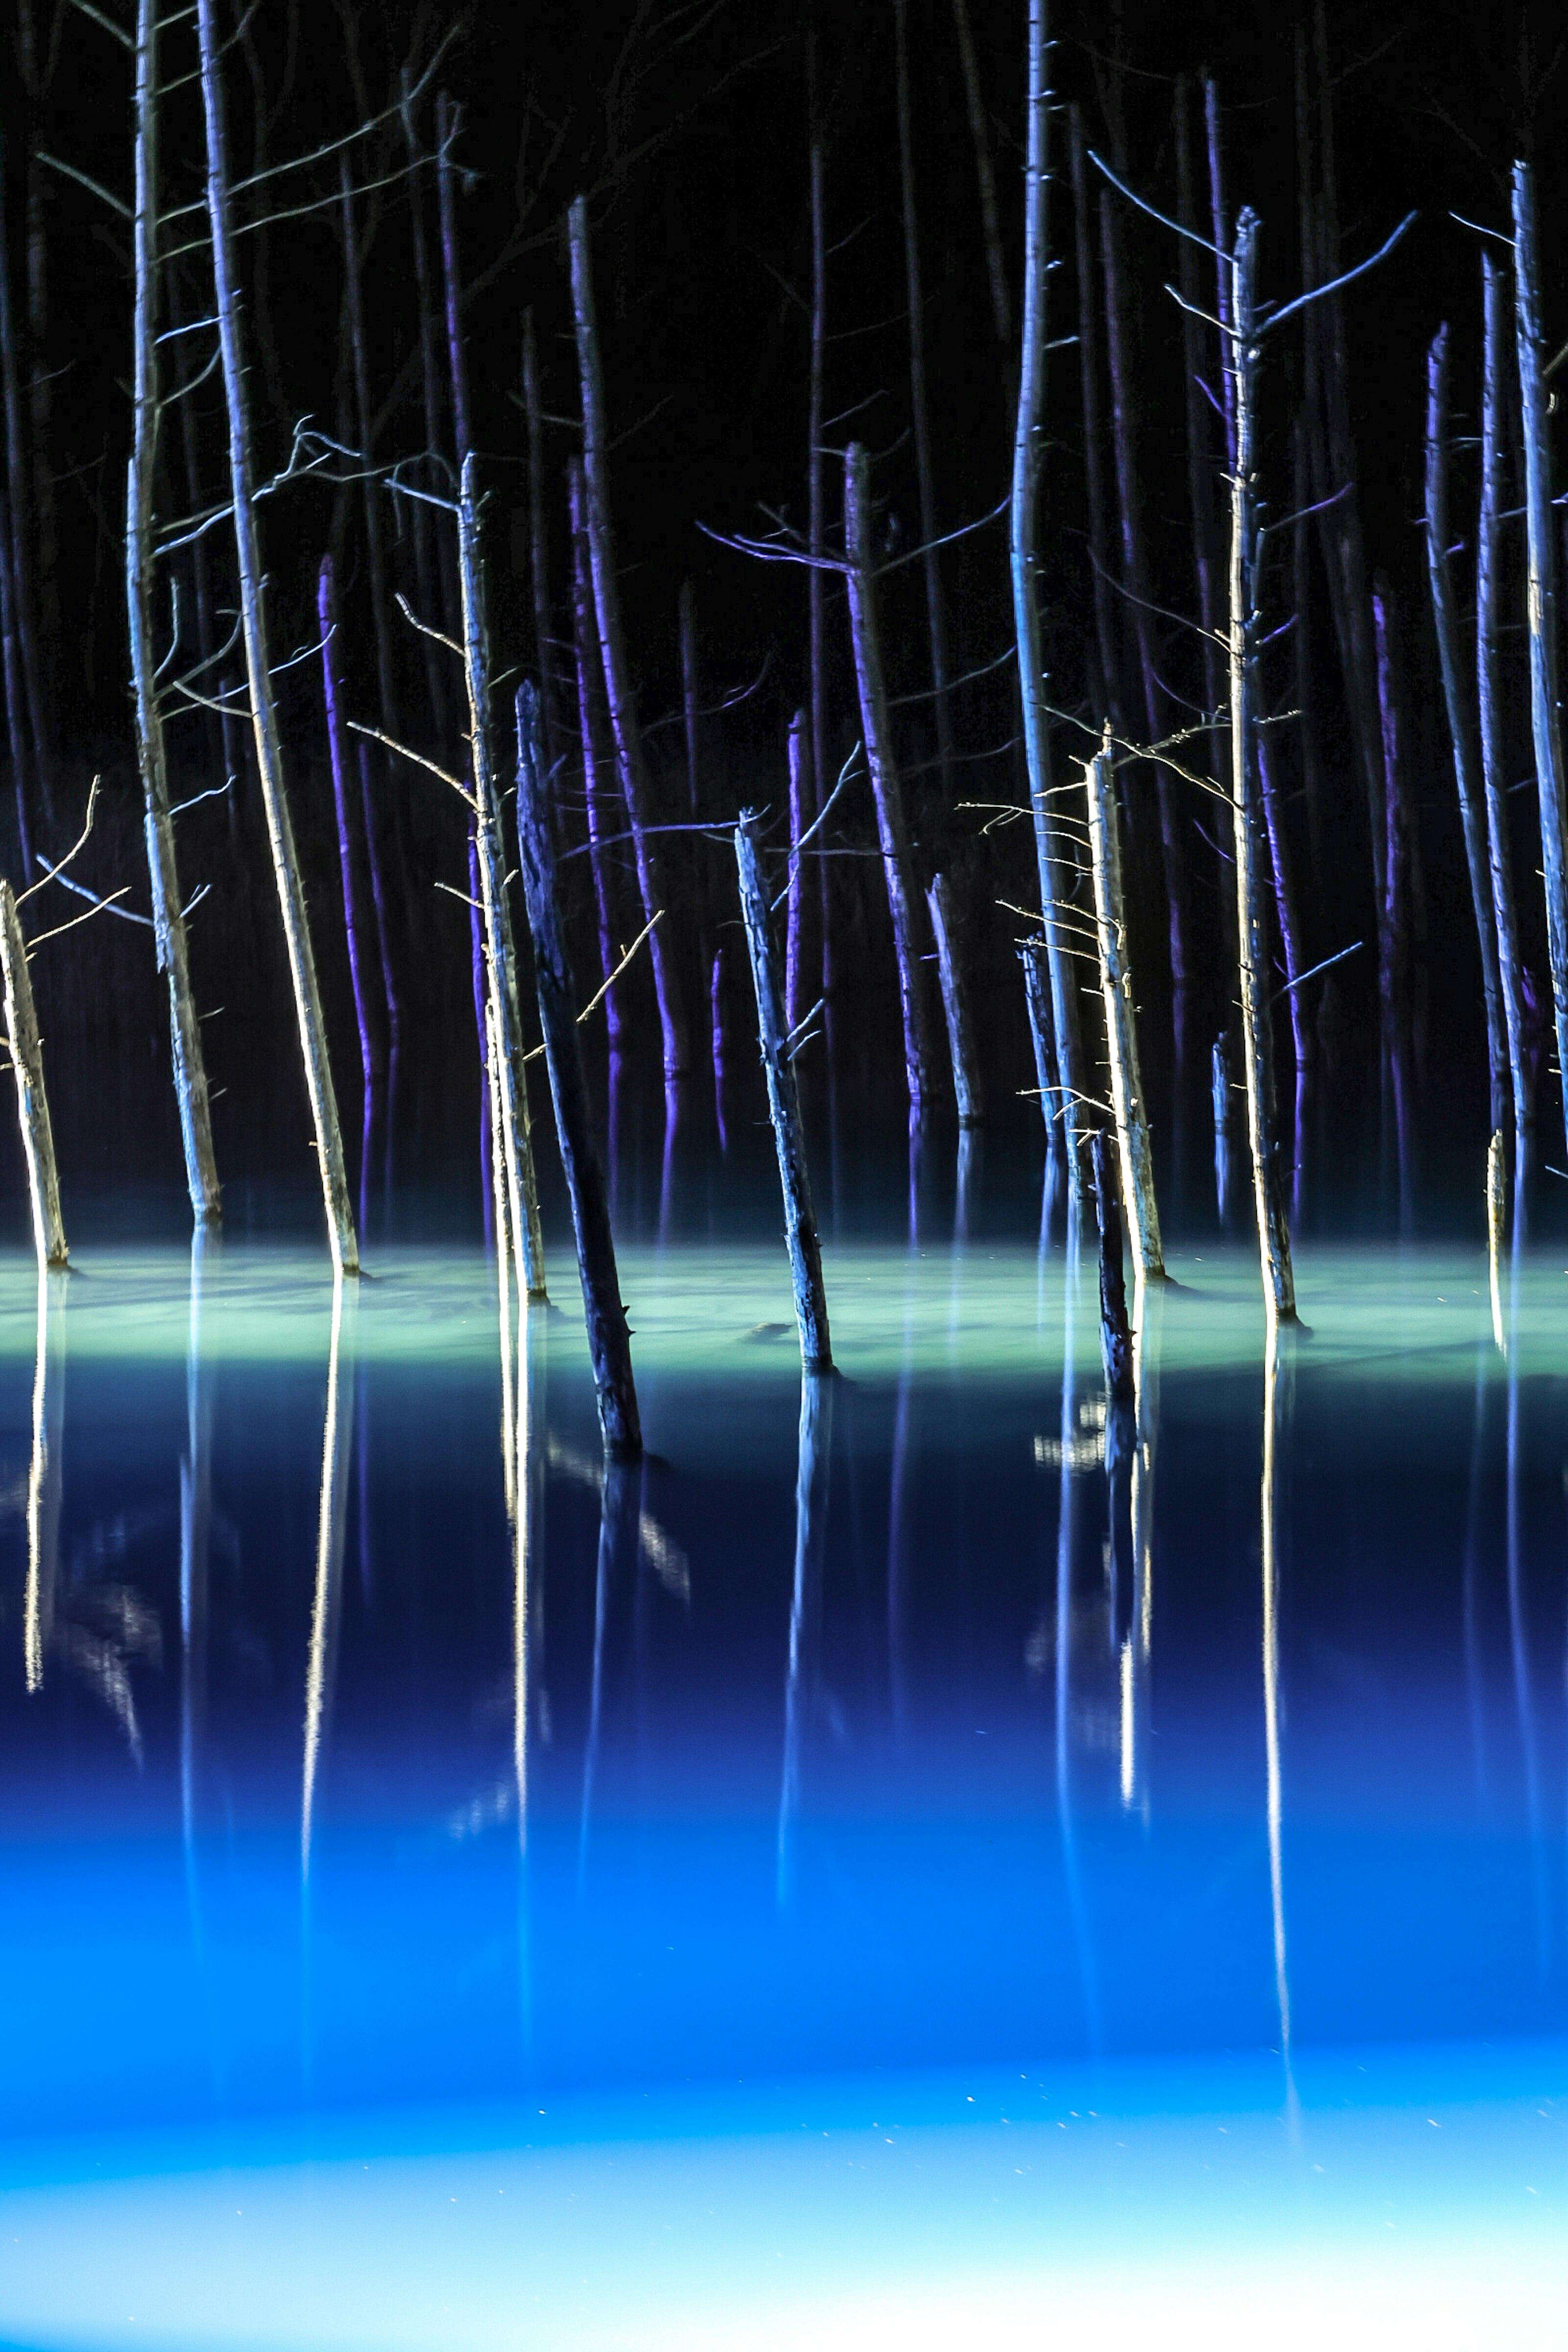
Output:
[[0, 1216, 1565, 2345]]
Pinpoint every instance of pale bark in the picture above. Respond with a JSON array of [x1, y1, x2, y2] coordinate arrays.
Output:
[[568, 195, 688, 1078], [197, 0, 357, 1276], [0, 878, 64, 1269], [842, 440, 934, 1119], [1479, 254, 1530, 1134], [1083, 736, 1162, 1281], [1011, 2, 1083, 1185], [1229, 212, 1296, 1322], [129, 0, 220, 1229], [735, 809, 832, 1372], [459, 454, 547, 1302]]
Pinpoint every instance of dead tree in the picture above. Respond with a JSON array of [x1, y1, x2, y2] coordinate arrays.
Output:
[[1084, 731, 1162, 1281], [893, 0, 955, 800], [1011, 0, 1084, 1185], [805, 39, 832, 1008], [128, 0, 220, 1227], [842, 440, 934, 1120], [1426, 323, 1508, 1132], [521, 308, 562, 778], [568, 457, 625, 1049], [514, 683, 640, 1457], [196, 0, 358, 1276], [458, 455, 548, 1303], [949, 0, 1009, 344], [568, 194, 688, 1080], [1478, 254, 1530, 1134], [0, 878, 64, 1269], [1512, 158, 1568, 1136]]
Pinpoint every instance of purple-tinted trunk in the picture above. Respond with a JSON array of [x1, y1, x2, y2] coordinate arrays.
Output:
[[786, 708, 811, 1033], [317, 555, 380, 1092]]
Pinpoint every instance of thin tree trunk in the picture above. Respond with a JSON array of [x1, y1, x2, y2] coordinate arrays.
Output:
[[1173, 79, 1222, 724], [927, 871, 984, 1127], [356, 738, 399, 1057], [340, 158, 398, 755], [459, 455, 547, 1303], [1229, 211, 1296, 1323], [1426, 322, 1509, 1131], [1068, 105, 1120, 729], [1013, 3, 1084, 1191], [806, 46, 832, 1014], [568, 457, 624, 1047], [893, 0, 955, 800], [197, 0, 357, 1277], [1257, 725, 1311, 1084], [521, 308, 562, 778], [514, 682, 640, 1457], [130, 0, 220, 1229], [735, 808, 832, 1372], [0, 878, 65, 1269], [400, 67, 447, 735], [434, 93, 471, 464], [679, 576, 700, 818], [1090, 1132, 1134, 1407], [1479, 252, 1530, 1135], [1099, 170, 1187, 993], [0, 503, 33, 879], [318, 555, 381, 1092], [1084, 731, 1162, 1281], [1512, 158, 1568, 1140], [1372, 573, 1415, 1219], [568, 195, 688, 1079], [1291, 406, 1325, 887], [843, 439, 934, 1120], [949, 0, 1009, 344], [786, 705, 811, 1033], [0, 150, 48, 815]]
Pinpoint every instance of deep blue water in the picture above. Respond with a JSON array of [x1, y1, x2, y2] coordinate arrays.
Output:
[[0, 1194, 1566, 2344]]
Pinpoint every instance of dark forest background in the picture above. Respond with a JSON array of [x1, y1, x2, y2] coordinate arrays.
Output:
[[1, 0, 1566, 1221]]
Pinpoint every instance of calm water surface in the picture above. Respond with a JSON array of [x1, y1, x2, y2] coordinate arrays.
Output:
[[0, 1190, 1566, 2346]]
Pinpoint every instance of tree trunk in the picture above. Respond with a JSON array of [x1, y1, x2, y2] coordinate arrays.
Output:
[[1067, 105, 1120, 730], [786, 706, 811, 1033], [1012, 3, 1084, 1191], [1479, 253, 1531, 1135], [893, 0, 955, 801], [1100, 169, 1187, 995], [568, 457, 624, 1048], [842, 439, 934, 1120], [0, 150, 48, 816], [318, 554, 382, 1091], [399, 67, 448, 737], [514, 682, 641, 1457], [458, 454, 548, 1303], [927, 871, 984, 1127], [1426, 323, 1509, 1132], [1084, 733, 1163, 1281], [1511, 159, 1568, 1140], [0, 878, 64, 1268], [196, 0, 357, 1276], [949, 0, 1009, 344], [805, 51, 832, 1012], [340, 157, 398, 755], [568, 195, 688, 1079], [735, 809, 832, 1372], [1229, 211, 1296, 1323], [519, 309, 562, 781]]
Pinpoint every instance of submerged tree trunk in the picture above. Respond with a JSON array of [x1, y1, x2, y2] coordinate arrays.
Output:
[[786, 706, 811, 1034], [1479, 254, 1530, 1135], [1084, 733, 1162, 1282], [927, 871, 985, 1128], [1511, 159, 1568, 1140], [568, 458, 624, 1049], [0, 878, 65, 1269], [843, 440, 934, 1121], [568, 195, 688, 1079], [1013, 4, 1084, 1189], [735, 809, 832, 1372], [1229, 211, 1296, 1323], [893, 0, 955, 801], [128, 0, 220, 1227], [1426, 323, 1508, 1132], [514, 683, 640, 1457], [197, 0, 357, 1277], [458, 455, 547, 1303]]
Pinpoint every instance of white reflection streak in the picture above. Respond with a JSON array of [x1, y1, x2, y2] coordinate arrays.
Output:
[[23, 1267, 63, 1692], [514, 1306, 537, 1856], [1262, 1320, 1291, 2068], [181, 1229, 215, 1855], [488, 1001, 517, 1525], [303, 1274, 355, 1880], [778, 1372, 833, 1907]]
